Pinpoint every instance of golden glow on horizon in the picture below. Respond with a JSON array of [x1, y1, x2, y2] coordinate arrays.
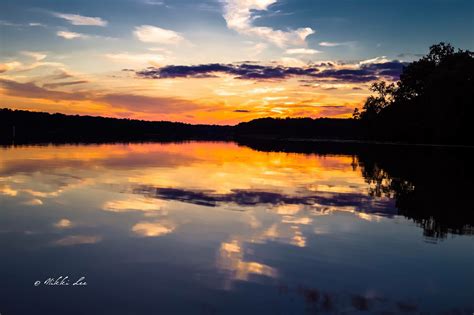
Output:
[[0, 56, 372, 124]]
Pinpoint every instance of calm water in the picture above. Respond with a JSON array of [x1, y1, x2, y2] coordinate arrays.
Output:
[[1, 141, 473, 314]]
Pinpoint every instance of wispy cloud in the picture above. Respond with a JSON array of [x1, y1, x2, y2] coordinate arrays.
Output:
[[359, 56, 391, 65], [222, 0, 314, 47], [0, 61, 23, 73], [247, 42, 268, 57], [0, 78, 88, 100], [43, 80, 88, 89], [143, 0, 168, 6], [104, 52, 166, 66], [56, 30, 89, 39], [55, 235, 101, 246], [147, 47, 172, 54], [1, 20, 45, 27], [53, 12, 108, 26], [0, 60, 67, 74], [0, 20, 21, 27], [319, 41, 354, 47], [134, 25, 184, 44], [28, 22, 46, 27], [0, 78, 203, 115], [285, 48, 321, 55], [21, 51, 47, 61], [97, 94, 204, 114]]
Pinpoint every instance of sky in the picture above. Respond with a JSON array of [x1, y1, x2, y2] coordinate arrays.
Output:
[[1, 0, 473, 124]]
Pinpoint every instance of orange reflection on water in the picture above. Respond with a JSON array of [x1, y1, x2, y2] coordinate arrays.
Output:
[[1, 142, 367, 198], [0, 141, 379, 285]]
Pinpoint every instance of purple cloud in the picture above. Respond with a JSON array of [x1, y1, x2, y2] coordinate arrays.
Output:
[[136, 60, 406, 83]]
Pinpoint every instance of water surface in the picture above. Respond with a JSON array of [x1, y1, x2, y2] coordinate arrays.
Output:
[[1, 141, 473, 314]]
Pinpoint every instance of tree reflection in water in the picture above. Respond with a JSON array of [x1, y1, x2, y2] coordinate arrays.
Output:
[[238, 138, 474, 239]]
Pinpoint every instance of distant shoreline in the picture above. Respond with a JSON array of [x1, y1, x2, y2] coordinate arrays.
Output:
[[237, 136, 474, 149], [2, 108, 474, 148], [2, 134, 474, 151]]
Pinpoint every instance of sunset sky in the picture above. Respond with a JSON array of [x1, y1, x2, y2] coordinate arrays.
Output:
[[1, 0, 473, 124]]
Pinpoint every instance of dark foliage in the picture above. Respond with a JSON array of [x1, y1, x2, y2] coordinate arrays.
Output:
[[0, 108, 232, 143], [0, 109, 368, 144], [235, 117, 365, 140], [358, 145, 474, 238], [355, 42, 474, 144]]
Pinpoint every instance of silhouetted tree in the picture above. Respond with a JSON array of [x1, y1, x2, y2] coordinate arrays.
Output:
[[354, 81, 396, 121], [355, 42, 474, 144]]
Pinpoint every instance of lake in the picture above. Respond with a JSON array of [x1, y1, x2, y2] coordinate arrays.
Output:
[[1, 141, 473, 314]]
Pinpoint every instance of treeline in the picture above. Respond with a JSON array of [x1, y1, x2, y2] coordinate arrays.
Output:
[[354, 43, 474, 144], [235, 117, 364, 140], [0, 108, 366, 144], [0, 109, 232, 143]]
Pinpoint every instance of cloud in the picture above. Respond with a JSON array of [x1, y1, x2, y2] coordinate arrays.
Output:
[[222, 0, 314, 47], [0, 20, 46, 28], [0, 61, 22, 73], [397, 52, 424, 59], [135, 186, 397, 215], [313, 68, 379, 83], [21, 51, 47, 61], [136, 60, 406, 82], [55, 235, 101, 246], [285, 48, 321, 55], [0, 20, 19, 26], [359, 60, 407, 80], [28, 22, 46, 27], [279, 57, 306, 67], [54, 219, 73, 228], [317, 105, 354, 117], [319, 41, 354, 47], [22, 198, 43, 206], [131, 221, 175, 237], [53, 12, 108, 26], [103, 197, 165, 213], [247, 42, 268, 57], [57, 30, 89, 39], [137, 63, 319, 80], [42, 80, 88, 89], [134, 25, 184, 44], [247, 86, 285, 94], [143, 0, 168, 5], [0, 78, 203, 114], [96, 94, 202, 114], [0, 184, 18, 196], [0, 78, 87, 100], [7, 61, 67, 73], [105, 52, 166, 66], [147, 47, 172, 54], [359, 56, 391, 65]]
